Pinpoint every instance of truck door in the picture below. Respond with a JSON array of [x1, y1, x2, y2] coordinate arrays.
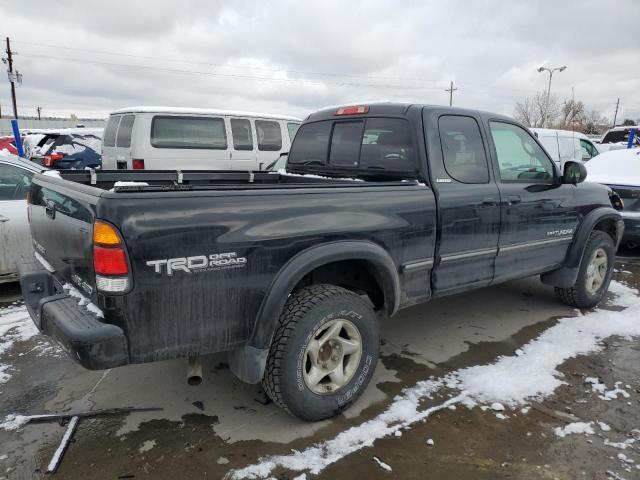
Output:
[[425, 112, 500, 294], [487, 120, 578, 282]]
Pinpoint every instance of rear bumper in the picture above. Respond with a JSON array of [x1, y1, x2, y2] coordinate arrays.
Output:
[[17, 255, 129, 370]]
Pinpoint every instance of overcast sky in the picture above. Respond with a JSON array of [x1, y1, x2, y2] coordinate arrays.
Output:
[[1, 0, 639, 122]]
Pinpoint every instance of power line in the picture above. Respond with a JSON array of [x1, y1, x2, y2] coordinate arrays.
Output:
[[13, 39, 449, 86], [20, 52, 451, 91]]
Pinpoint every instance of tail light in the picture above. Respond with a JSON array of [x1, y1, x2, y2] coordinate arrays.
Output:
[[44, 153, 64, 167], [93, 220, 131, 293], [132, 159, 145, 170], [335, 105, 369, 116]]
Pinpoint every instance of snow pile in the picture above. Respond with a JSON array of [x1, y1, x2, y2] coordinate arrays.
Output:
[[554, 422, 595, 438], [226, 281, 640, 479], [63, 283, 104, 318], [41, 170, 61, 178]]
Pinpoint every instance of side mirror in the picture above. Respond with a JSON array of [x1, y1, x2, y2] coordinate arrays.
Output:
[[563, 161, 587, 184]]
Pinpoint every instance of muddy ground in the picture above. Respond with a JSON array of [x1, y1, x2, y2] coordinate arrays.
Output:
[[1, 257, 639, 480]]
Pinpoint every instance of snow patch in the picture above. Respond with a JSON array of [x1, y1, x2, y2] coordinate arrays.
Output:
[[554, 422, 595, 438], [63, 283, 104, 318], [226, 281, 640, 479], [0, 414, 30, 431], [139, 440, 156, 453]]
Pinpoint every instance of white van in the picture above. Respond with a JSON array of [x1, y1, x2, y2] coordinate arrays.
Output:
[[530, 128, 601, 168], [101, 107, 301, 171]]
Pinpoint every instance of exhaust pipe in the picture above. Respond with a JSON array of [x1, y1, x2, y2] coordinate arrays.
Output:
[[187, 356, 203, 386]]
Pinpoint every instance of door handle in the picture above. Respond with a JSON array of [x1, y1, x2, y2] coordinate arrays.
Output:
[[505, 195, 521, 205], [0, 215, 8, 223], [482, 197, 497, 206], [541, 199, 561, 210]]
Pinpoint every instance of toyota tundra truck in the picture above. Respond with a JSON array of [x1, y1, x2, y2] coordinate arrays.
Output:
[[17, 103, 624, 421]]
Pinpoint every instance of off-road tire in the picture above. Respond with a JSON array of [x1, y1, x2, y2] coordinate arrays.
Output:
[[555, 230, 615, 308], [262, 284, 379, 421]]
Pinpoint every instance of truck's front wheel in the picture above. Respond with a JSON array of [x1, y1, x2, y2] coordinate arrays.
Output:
[[555, 230, 615, 308], [262, 284, 379, 421]]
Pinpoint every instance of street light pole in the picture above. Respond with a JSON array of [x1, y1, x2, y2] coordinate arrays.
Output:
[[537, 65, 566, 127]]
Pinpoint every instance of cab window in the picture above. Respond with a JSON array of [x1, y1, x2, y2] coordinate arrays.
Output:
[[489, 121, 555, 183], [580, 139, 598, 160], [438, 115, 489, 183], [0, 164, 34, 200]]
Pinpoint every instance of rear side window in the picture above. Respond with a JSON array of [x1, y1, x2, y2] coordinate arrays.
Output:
[[438, 115, 489, 183], [256, 120, 282, 151], [103, 115, 120, 147], [230, 118, 253, 150], [287, 123, 300, 142], [116, 115, 135, 148], [0, 164, 33, 200], [151, 116, 227, 149]]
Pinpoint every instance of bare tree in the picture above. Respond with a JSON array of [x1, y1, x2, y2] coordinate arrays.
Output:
[[583, 110, 609, 135], [559, 98, 585, 128], [514, 92, 560, 128]]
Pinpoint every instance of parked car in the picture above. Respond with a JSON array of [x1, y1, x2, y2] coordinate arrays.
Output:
[[0, 154, 44, 282], [30, 129, 103, 169], [586, 148, 640, 250], [0, 135, 20, 156], [18, 103, 624, 421], [100, 107, 301, 171], [531, 128, 601, 167], [595, 126, 640, 152]]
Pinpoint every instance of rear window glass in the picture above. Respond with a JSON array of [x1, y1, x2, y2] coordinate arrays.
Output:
[[230, 118, 253, 151], [46, 134, 102, 156], [103, 115, 120, 147], [287, 122, 331, 166], [329, 121, 363, 167], [289, 118, 415, 172], [256, 120, 282, 151], [116, 115, 135, 148], [151, 116, 227, 149]]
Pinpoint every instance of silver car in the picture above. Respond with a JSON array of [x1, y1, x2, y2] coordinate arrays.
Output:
[[0, 154, 43, 282]]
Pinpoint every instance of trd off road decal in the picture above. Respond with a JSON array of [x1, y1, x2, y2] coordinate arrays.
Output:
[[146, 252, 247, 276]]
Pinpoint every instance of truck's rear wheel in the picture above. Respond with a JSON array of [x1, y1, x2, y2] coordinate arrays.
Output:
[[262, 284, 379, 421], [555, 230, 615, 309]]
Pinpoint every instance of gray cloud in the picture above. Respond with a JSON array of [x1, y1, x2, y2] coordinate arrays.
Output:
[[1, 0, 638, 121]]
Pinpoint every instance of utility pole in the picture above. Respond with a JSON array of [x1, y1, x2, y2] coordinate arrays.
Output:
[[612, 98, 619, 127], [445, 81, 457, 107], [4, 37, 19, 118], [36, 106, 41, 120]]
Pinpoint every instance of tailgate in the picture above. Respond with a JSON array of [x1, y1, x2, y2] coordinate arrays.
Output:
[[29, 174, 99, 299]]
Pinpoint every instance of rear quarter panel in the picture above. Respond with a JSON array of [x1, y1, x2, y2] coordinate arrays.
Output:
[[99, 185, 436, 363]]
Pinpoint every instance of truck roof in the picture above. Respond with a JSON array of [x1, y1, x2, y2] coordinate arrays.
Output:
[[110, 106, 302, 122], [304, 102, 513, 123]]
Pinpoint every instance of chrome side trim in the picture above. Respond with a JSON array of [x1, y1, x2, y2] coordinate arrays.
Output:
[[499, 236, 573, 254], [402, 259, 434, 271], [34, 252, 56, 273], [440, 247, 498, 263]]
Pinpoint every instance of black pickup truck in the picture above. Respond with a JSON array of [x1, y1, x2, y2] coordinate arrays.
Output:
[[18, 103, 624, 421]]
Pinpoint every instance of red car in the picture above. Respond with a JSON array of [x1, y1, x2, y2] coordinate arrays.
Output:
[[0, 135, 20, 155]]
